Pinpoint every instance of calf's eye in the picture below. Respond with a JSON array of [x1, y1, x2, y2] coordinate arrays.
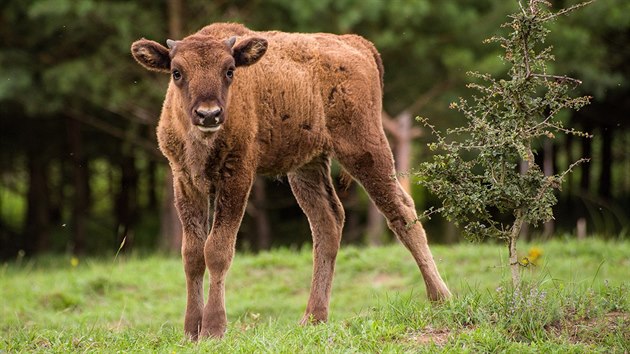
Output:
[[172, 70, 182, 80], [226, 69, 234, 79]]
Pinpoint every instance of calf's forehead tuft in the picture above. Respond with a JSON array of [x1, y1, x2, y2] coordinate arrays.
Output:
[[171, 38, 233, 66], [177, 37, 229, 53]]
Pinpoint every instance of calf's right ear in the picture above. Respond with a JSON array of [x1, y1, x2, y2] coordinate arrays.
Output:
[[232, 37, 268, 67], [131, 39, 171, 73]]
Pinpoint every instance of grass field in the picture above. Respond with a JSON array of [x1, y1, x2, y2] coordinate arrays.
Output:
[[1, 238, 628, 352]]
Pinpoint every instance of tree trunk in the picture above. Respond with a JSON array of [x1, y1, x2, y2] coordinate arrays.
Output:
[[160, 170, 183, 252], [365, 110, 416, 245], [66, 117, 88, 254], [48, 160, 63, 232], [598, 127, 612, 198], [251, 177, 271, 250], [625, 131, 630, 194], [116, 154, 138, 251], [159, 0, 185, 253], [395, 111, 413, 194], [443, 220, 457, 244], [147, 159, 158, 210], [580, 125, 592, 192], [23, 147, 51, 255], [168, 0, 183, 39], [543, 138, 555, 238], [518, 160, 530, 241], [340, 183, 363, 244], [509, 210, 525, 288], [576, 217, 587, 239], [565, 133, 574, 194], [511, 147, 533, 284]]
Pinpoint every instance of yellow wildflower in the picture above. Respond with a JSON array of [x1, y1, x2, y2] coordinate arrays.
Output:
[[527, 247, 543, 264]]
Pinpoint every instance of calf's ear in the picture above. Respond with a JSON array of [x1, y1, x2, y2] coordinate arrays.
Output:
[[131, 39, 171, 73], [232, 37, 268, 67]]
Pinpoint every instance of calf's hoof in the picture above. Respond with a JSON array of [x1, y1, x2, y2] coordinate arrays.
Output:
[[185, 330, 200, 342], [184, 320, 202, 341], [199, 309, 227, 339], [299, 310, 327, 326], [426, 282, 452, 302], [200, 320, 227, 339], [199, 326, 226, 339]]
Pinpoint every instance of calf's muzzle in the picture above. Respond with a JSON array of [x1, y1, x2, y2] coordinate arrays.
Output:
[[193, 105, 224, 132]]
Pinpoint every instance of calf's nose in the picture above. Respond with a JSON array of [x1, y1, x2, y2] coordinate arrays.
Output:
[[195, 106, 223, 124]]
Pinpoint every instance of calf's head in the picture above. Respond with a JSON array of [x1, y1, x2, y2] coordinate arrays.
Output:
[[131, 35, 267, 133]]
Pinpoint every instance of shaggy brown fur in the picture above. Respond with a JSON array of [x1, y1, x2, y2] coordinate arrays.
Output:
[[131, 23, 451, 340]]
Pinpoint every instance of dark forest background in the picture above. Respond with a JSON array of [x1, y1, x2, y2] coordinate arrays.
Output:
[[1, 0, 628, 259]]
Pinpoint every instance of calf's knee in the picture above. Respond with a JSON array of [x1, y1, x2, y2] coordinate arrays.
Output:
[[182, 244, 205, 277], [204, 240, 234, 275]]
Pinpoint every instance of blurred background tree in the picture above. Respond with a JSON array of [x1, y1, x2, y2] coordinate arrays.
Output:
[[1, 0, 628, 259]]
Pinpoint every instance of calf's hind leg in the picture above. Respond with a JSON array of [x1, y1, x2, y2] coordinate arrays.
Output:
[[288, 156, 345, 324], [335, 137, 451, 301]]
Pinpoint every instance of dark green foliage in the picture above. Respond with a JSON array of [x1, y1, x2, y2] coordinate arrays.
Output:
[[417, 1, 592, 243]]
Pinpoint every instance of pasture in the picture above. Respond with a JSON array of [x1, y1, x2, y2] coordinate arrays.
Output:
[[1, 238, 628, 352]]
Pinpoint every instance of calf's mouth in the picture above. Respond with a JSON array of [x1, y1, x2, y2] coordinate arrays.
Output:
[[197, 124, 222, 133]]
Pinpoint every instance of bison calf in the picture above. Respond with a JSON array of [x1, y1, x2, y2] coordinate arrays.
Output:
[[131, 23, 451, 340]]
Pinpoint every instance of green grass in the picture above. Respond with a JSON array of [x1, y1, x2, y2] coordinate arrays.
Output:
[[1, 238, 628, 352]]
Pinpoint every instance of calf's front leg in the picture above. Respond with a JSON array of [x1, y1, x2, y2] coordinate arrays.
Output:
[[200, 171, 254, 338], [173, 175, 211, 341]]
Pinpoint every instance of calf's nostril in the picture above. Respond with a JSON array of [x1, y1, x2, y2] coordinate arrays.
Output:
[[195, 107, 222, 121], [209, 107, 222, 119]]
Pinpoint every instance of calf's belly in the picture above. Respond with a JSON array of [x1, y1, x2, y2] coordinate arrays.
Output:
[[256, 127, 329, 175]]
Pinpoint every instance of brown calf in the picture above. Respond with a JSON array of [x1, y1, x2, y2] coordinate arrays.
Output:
[[131, 23, 451, 340]]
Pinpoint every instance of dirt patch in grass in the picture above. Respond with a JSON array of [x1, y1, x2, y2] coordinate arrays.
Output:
[[407, 326, 453, 346], [549, 311, 629, 345], [405, 312, 628, 348]]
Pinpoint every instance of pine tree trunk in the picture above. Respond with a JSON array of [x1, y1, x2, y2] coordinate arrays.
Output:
[[147, 159, 158, 210], [67, 117, 88, 254], [168, 0, 182, 39], [598, 127, 612, 198], [252, 177, 271, 250], [625, 132, 630, 194], [158, 0, 185, 253], [565, 133, 574, 194], [160, 170, 182, 252], [580, 125, 592, 192], [339, 184, 362, 244], [24, 147, 51, 254], [116, 153, 138, 251]]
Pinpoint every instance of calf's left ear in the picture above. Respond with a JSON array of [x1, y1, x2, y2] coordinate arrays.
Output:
[[131, 39, 171, 73], [231, 37, 268, 67]]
